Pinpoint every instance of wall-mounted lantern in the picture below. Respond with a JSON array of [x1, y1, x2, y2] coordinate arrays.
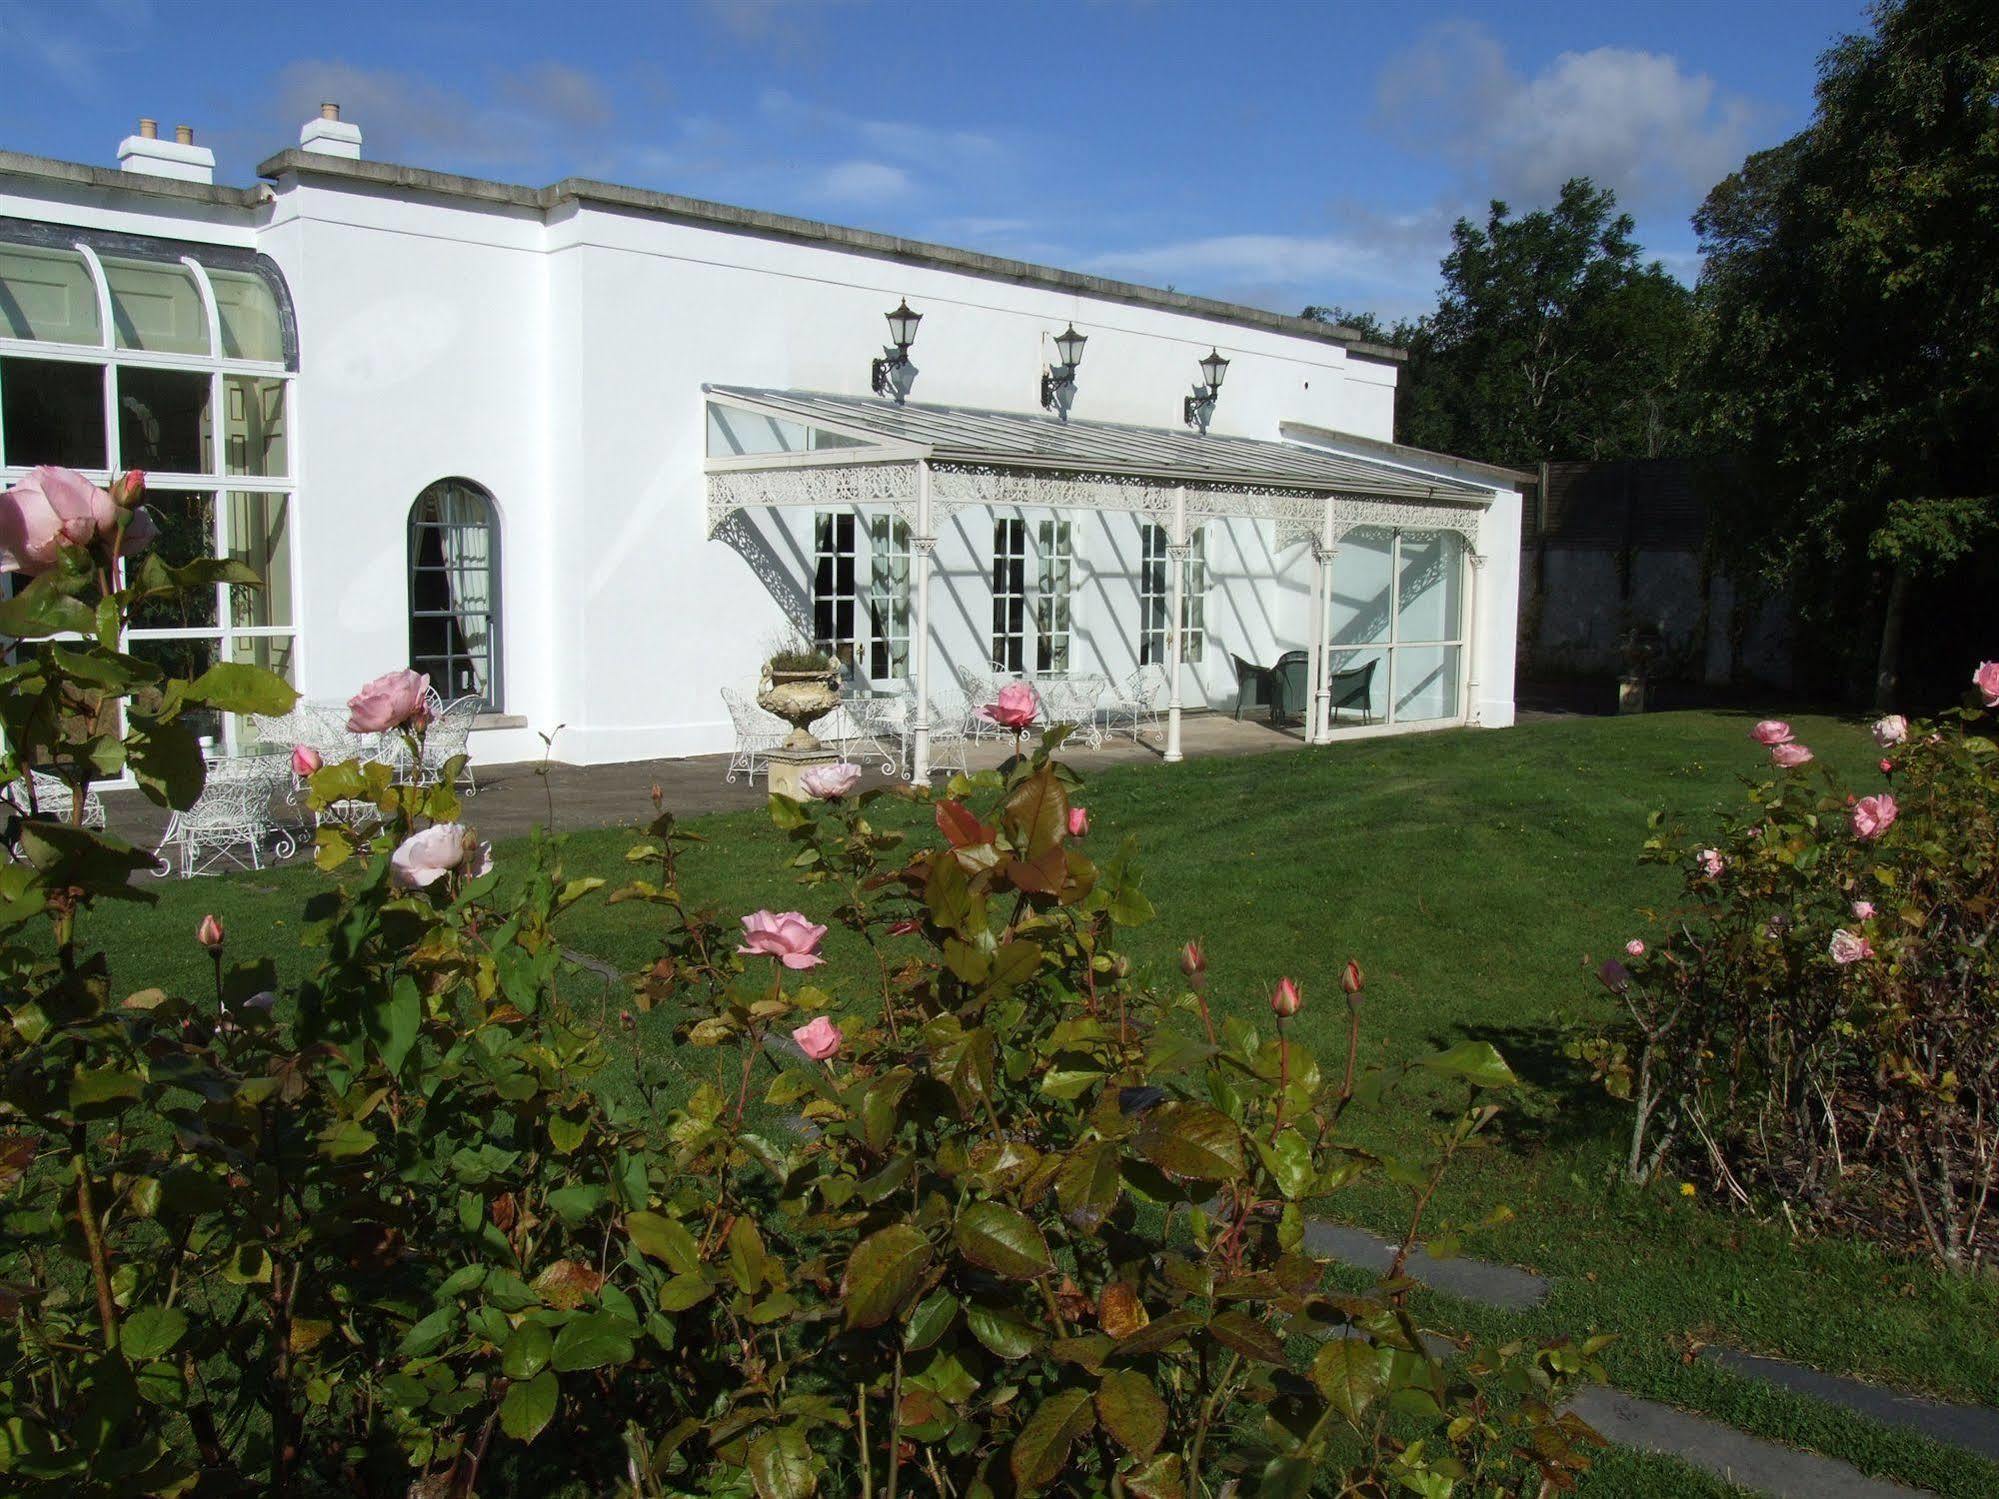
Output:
[[1183, 348, 1230, 434], [1040, 323, 1088, 421], [870, 299, 922, 404]]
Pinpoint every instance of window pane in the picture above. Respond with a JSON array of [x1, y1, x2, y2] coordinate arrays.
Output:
[[1326, 648, 1386, 724], [104, 257, 208, 355], [128, 490, 217, 629], [224, 374, 287, 476], [230, 636, 295, 747], [227, 491, 292, 627], [705, 402, 867, 457], [1330, 527, 1393, 647], [1392, 644, 1461, 723], [0, 356, 105, 468], [0, 245, 101, 345], [208, 268, 283, 362], [118, 366, 212, 473], [1396, 532, 1461, 643], [129, 637, 222, 742]]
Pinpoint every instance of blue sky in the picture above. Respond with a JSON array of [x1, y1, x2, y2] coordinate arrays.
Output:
[[1, 0, 1868, 321]]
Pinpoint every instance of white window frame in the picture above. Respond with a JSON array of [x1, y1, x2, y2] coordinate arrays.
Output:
[[1140, 521, 1204, 666], [1035, 517, 1073, 673], [991, 515, 1028, 673], [0, 237, 298, 761], [1327, 528, 1466, 728], [866, 512, 910, 680]]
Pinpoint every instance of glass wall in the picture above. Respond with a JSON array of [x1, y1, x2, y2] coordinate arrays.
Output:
[[1326, 527, 1464, 728], [0, 232, 296, 760]]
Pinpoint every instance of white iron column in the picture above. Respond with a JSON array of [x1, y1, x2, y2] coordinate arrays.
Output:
[[1308, 497, 1337, 744], [911, 461, 935, 781], [1164, 487, 1189, 763], [1463, 550, 1486, 726]]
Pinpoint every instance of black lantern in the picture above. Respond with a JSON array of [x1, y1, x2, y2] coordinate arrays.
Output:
[[1041, 324, 1088, 419], [1054, 323, 1088, 370], [1199, 348, 1229, 392], [885, 299, 922, 352], [1184, 348, 1229, 434], [871, 299, 921, 404]]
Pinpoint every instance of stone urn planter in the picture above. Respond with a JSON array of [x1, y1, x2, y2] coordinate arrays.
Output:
[[758, 666, 841, 749]]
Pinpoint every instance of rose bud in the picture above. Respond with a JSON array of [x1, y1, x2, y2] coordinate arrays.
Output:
[[1341, 958, 1364, 998], [290, 743, 323, 777], [196, 913, 225, 951], [1067, 804, 1089, 837], [1271, 977, 1302, 1019], [1179, 940, 1206, 979], [110, 469, 146, 507]]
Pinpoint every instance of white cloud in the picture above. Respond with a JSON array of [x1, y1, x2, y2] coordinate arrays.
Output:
[[1376, 21, 1757, 212], [811, 159, 913, 206], [498, 61, 612, 132]]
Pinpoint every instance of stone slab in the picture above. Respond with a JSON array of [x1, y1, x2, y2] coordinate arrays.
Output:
[[1566, 1387, 1931, 1498], [1302, 1219, 1551, 1311], [1702, 1346, 1999, 1465]]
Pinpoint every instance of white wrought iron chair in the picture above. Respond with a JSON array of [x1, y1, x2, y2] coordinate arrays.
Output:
[[723, 688, 788, 785], [153, 754, 297, 878], [1111, 664, 1169, 745], [413, 694, 481, 793], [21, 769, 108, 830], [956, 665, 1004, 741], [1037, 673, 1110, 749], [918, 697, 972, 779]]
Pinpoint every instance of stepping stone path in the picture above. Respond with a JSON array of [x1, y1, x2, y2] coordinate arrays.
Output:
[[1700, 1347, 1999, 1466], [1302, 1217, 1997, 1497], [1301, 1220, 1552, 1311], [1565, 1387, 1931, 1499]]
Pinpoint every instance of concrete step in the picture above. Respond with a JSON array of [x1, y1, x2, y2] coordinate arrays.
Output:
[[1702, 1346, 1999, 1466]]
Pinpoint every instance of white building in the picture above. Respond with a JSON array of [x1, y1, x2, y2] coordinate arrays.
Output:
[[0, 111, 1526, 777]]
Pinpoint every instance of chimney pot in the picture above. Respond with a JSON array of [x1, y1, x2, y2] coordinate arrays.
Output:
[[138, 118, 157, 139], [118, 121, 214, 183], [299, 105, 363, 159], [174, 124, 194, 145]]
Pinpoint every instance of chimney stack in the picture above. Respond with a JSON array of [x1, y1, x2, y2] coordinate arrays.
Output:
[[299, 101, 362, 159], [117, 116, 214, 184]]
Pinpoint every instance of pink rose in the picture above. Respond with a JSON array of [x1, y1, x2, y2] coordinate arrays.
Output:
[[196, 913, 225, 951], [1879, 758, 1895, 775], [0, 466, 109, 573], [390, 823, 492, 889], [979, 682, 1040, 730], [1872, 715, 1908, 748], [738, 910, 827, 970], [1975, 661, 1999, 708], [290, 744, 323, 777], [1828, 929, 1873, 966], [1749, 720, 1793, 746], [1851, 793, 1898, 841], [800, 762, 862, 800], [1770, 742, 1814, 769], [1698, 848, 1724, 879], [1851, 900, 1875, 920], [1067, 805, 1089, 837], [1625, 939, 1646, 957], [347, 669, 430, 733], [792, 1015, 841, 1061]]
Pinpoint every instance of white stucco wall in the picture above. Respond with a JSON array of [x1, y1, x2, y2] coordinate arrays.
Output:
[[2, 148, 1521, 767]]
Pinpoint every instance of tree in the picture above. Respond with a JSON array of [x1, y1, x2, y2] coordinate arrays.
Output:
[[1692, 0, 1999, 707], [1300, 304, 1413, 347], [1390, 180, 1693, 469]]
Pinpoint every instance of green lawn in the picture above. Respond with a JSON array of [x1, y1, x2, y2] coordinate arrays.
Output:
[[79, 709, 1999, 1496]]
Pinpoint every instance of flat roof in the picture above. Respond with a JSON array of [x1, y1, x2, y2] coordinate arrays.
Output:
[[707, 386, 1490, 502], [1280, 420, 1536, 487], [0, 142, 1407, 363], [250, 149, 1405, 364]]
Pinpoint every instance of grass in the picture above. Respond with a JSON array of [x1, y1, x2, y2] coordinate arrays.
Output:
[[78, 708, 1999, 1495]]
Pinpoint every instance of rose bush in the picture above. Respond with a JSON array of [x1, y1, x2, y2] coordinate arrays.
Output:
[[0, 465, 1602, 1494], [1576, 681, 1999, 1271]]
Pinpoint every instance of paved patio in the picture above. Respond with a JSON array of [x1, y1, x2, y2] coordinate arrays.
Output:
[[102, 710, 1317, 852]]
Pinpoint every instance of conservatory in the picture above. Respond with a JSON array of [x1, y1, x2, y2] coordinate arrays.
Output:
[[704, 387, 1495, 781], [0, 225, 297, 749]]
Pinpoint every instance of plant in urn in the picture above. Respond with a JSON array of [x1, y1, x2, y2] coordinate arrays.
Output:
[[758, 645, 841, 750]]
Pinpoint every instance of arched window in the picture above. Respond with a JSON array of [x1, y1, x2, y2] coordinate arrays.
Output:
[[408, 479, 501, 709]]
